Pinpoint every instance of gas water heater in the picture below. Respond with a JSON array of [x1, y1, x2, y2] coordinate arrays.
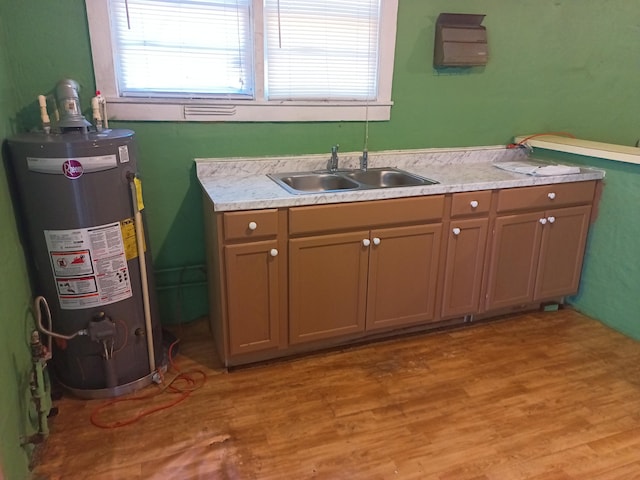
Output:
[[7, 80, 163, 399]]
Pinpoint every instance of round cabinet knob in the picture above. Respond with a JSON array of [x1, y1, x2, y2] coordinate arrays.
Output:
[[362, 238, 371, 247], [248, 221, 258, 231], [452, 227, 461, 236], [547, 192, 556, 200], [539, 218, 547, 225], [270, 248, 278, 257], [373, 237, 381, 246], [547, 216, 556, 224], [470, 200, 479, 208]]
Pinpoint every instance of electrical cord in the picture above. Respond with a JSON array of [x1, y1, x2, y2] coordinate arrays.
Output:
[[89, 339, 206, 429], [507, 131, 576, 149]]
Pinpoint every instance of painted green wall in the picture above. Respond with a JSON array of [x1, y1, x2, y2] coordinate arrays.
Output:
[[1, 0, 639, 336], [0, 13, 38, 480], [536, 149, 640, 339], [0, 5, 637, 478]]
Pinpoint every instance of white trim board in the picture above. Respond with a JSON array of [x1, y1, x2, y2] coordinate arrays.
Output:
[[514, 135, 640, 166]]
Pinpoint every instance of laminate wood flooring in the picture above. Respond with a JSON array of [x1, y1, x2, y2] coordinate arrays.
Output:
[[32, 309, 640, 479]]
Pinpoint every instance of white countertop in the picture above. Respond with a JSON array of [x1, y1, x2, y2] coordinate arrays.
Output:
[[196, 146, 605, 212]]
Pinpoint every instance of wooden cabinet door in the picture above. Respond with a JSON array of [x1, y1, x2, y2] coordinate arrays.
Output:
[[441, 218, 489, 318], [534, 205, 592, 300], [366, 224, 442, 331], [485, 212, 543, 311], [289, 231, 369, 344], [224, 240, 280, 355]]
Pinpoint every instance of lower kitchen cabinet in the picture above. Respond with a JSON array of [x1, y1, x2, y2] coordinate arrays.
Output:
[[484, 212, 543, 310], [204, 207, 285, 364], [289, 224, 442, 343], [204, 180, 600, 366], [534, 205, 592, 300], [224, 240, 281, 355], [289, 231, 369, 344], [441, 190, 492, 318], [441, 217, 489, 318], [288, 196, 445, 344], [485, 204, 592, 311], [366, 224, 442, 330]]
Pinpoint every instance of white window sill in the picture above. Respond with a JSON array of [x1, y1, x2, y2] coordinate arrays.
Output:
[[102, 99, 393, 122]]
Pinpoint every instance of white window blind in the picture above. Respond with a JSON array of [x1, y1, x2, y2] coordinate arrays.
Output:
[[110, 0, 253, 98], [86, 0, 398, 121], [264, 0, 380, 100]]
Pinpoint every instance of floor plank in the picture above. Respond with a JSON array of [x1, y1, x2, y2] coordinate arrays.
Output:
[[32, 309, 640, 479]]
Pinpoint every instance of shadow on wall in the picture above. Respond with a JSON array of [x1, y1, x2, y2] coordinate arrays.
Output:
[[1, 140, 39, 295], [13, 98, 41, 134], [151, 164, 208, 326]]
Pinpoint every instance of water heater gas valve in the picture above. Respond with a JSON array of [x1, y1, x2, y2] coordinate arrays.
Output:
[[88, 312, 117, 342]]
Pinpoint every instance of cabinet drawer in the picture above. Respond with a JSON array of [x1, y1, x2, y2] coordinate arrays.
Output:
[[450, 190, 492, 217], [223, 209, 278, 241], [496, 181, 596, 213], [289, 196, 444, 235]]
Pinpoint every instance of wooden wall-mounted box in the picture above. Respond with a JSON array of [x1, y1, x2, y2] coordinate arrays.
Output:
[[434, 13, 488, 67]]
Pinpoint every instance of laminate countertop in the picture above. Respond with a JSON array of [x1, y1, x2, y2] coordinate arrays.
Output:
[[196, 146, 605, 212]]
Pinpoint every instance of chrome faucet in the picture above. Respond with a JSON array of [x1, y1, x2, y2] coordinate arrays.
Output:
[[360, 150, 368, 171], [328, 144, 339, 172]]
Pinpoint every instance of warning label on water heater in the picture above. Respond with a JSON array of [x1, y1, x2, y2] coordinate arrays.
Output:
[[45, 222, 133, 310]]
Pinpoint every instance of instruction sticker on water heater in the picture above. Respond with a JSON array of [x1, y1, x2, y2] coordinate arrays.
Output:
[[45, 222, 133, 310]]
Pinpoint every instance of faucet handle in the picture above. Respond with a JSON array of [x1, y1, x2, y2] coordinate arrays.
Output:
[[360, 150, 368, 171], [328, 144, 340, 172]]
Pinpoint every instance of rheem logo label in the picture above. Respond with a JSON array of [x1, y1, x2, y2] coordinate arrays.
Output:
[[62, 159, 83, 179]]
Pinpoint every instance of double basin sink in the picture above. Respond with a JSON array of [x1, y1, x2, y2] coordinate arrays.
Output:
[[268, 167, 439, 195]]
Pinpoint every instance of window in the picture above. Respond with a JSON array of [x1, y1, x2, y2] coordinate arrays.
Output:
[[85, 0, 398, 122], [109, 0, 254, 98]]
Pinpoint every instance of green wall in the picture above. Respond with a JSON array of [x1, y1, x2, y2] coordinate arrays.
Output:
[[1, 5, 638, 478], [1, 0, 639, 330], [0, 1, 638, 474], [537, 149, 640, 339], [0, 13, 38, 480]]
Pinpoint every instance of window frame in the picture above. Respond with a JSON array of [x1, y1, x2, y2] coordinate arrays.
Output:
[[85, 0, 398, 122]]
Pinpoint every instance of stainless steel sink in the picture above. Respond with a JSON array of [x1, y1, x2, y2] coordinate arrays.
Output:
[[343, 168, 438, 188], [268, 167, 438, 194], [268, 172, 360, 194]]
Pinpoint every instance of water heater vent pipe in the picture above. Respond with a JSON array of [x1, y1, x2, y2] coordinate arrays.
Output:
[[54, 79, 92, 131]]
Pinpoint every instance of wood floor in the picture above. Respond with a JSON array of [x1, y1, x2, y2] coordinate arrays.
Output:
[[32, 308, 640, 480]]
